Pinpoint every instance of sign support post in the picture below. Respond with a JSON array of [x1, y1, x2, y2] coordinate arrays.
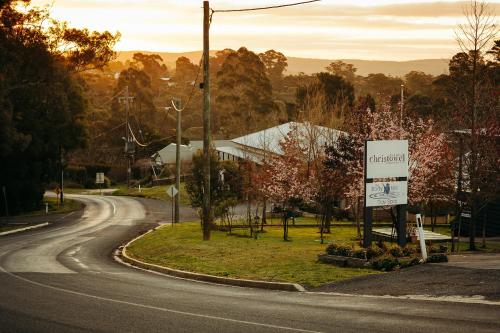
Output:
[[167, 186, 178, 227], [363, 141, 373, 248]]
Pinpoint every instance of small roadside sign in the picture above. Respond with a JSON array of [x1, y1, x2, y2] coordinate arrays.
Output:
[[167, 186, 178, 198], [96, 172, 105, 184], [461, 211, 471, 218]]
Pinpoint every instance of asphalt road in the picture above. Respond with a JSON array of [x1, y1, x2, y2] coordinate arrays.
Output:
[[1, 195, 499, 333]]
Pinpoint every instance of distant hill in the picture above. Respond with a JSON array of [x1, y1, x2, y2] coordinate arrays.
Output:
[[116, 51, 449, 77]]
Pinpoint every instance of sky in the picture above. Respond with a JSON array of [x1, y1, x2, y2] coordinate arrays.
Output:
[[30, 0, 500, 61]]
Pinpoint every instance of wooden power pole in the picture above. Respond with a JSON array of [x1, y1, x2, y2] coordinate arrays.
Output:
[[202, 1, 211, 240]]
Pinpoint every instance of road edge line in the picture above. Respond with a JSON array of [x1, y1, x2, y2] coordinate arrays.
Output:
[[115, 227, 305, 292], [0, 222, 50, 236]]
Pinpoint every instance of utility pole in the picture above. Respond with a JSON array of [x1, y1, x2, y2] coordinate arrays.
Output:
[[202, 0, 211, 240], [60, 146, 64, 205], [174, 99, 181, 224], [400, 84, 404, 139], [2, 186, 8, 223], [120, 86, 134, 189]]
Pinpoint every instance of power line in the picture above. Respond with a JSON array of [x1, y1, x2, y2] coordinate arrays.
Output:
[[212, 0, 320, 13], [90, 122, 126, 140], [128, 123, 149, 147], [128, 123, 177, 147], [174, 55, 203, 112], [88, 88, 125, 110]]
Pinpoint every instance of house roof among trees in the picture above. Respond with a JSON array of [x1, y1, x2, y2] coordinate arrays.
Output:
[[231, 122, 344, 155]]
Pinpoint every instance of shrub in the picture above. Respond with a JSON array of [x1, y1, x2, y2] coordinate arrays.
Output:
[[429, 244, 448, 254], [366, 246, 383, 260], [371, 254, 399, 271], [351, 247, 367, 260], [427, 253, 448, 263], [399, 257, 421, 268], [325, 243, 352, 257], [387, 244, 404, 258], [325, 243, 338, 255], [402, 246, 417, 257]]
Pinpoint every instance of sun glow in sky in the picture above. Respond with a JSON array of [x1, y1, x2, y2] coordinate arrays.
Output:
[[30, 0, 500, 60]]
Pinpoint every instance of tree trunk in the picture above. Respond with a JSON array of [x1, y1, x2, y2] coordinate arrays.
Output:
[[430, 202, 435, 232], [325, 197, 332, 234], [247, 195, 253, 237], [482, 211, 487, 248], [261, 198, 267, 232], [355, 197, 361, 240]]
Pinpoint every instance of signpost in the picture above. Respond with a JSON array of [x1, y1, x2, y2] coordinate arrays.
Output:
[[364, 140, 408, 247], [167, 186, 178, 227], [96, 172, 105, 195]]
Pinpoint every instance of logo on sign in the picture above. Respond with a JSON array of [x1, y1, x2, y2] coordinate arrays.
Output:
[[368, 183, 402, 201], [368, 153, 406, 165], [366, 181, 407, 207]]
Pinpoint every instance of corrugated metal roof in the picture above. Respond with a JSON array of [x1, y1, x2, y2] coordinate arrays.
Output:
[[231, 122, 344, 155], [216, 146, 263, 164]]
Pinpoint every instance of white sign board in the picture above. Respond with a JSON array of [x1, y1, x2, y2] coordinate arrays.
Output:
[[96, 172, 105, 184], [366, 140, 408, 179], [365, 181, 407, 207], [167, 185, 178, 198]]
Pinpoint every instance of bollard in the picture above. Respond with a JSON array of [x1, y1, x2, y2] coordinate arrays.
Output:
[[45, 202, 49, 214]]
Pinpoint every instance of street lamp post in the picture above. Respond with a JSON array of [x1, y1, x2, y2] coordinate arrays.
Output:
[[172, 99, 182, 224]]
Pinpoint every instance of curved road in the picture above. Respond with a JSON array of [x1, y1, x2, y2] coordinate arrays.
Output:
[[0, 195, 499, 333]]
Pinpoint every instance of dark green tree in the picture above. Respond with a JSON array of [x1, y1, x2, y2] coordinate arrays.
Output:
[[215, 47, 277, 137], [297, 72, 355, 110], [0, 0, 118, 214], [325, 60, 357, 83]]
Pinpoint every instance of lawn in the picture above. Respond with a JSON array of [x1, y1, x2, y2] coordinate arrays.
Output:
[[126, 222, 380, 288], [0, 197, 81, 232], [18, 196, 81, 217], [112, 183, 191, 206]]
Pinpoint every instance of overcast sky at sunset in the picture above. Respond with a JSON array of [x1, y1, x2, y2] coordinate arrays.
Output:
[[30, 0, 499, 60]]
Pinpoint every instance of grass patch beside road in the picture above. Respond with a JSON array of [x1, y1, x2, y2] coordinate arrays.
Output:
[[126, 223, 379, 288], [18, 197, 81, 217], [112, 183, 191, 206], [0, 197, 81, 233]]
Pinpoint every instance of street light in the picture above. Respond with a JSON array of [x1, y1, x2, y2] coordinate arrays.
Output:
[[171, 99, 182, 225]]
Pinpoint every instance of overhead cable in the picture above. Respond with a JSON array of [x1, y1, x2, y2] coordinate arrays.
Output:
[[90, 122, 126, 140], [212, 0, 320, 13]]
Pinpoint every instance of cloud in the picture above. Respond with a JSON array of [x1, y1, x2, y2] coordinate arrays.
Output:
[[30, 0, 489, 60]]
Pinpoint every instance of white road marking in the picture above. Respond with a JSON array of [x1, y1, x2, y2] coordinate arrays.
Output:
[[305, 291, 500, 306], [60, 211, 75, 220], [0, 265, 323, 333]]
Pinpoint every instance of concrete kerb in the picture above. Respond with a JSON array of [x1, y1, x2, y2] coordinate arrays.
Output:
[[115, 226, 305, 292]]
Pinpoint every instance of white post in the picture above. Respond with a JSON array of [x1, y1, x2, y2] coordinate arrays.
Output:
[[139, 184, 141, 193], [416, 213, 427, 261], [45, 202, 49, 214]]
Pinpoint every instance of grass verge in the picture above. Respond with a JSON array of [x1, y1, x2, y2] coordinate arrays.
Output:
[[0, 197, 81, 232], [126, 222, 380, 288], [112, 183, 191, 206], [16, 197, 81, 217]]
